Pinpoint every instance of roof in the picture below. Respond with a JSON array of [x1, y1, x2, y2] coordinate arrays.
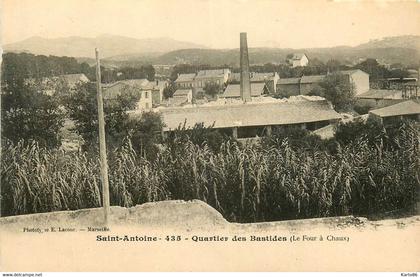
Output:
[[340, 69, 368, 76], [291, 53, 307, 60], [356, 89, 403, 99], [164, 97, 189, 106], [103, 79, 156, 95], [175, 73, 196, 82], [277, 78, 301, 85], [300, 75, 325, 84], [221, 83, 267, 98], [195, 69, 230, 79], [173, 89, 192, 97], [230, 72, 277, 82], [369, 100, 420, 118], [157, 100, 341, 131], [59, 73, 89, 86]]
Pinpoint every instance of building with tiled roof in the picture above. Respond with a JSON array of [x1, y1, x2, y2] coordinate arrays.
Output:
[[150, 98, 341, 138], [221, 83, 268, 98], [174, 73, 197, 89], [369, 100, 420, 124], [276, 69, 369, 98], [103, 79, 157, 111], [288, 53, 309, 68]]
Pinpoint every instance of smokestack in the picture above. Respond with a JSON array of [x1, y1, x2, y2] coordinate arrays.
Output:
[[240, 32, 251, 103]]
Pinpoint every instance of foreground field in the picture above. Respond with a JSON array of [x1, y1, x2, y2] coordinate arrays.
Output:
[[2, 121, 419, 223]]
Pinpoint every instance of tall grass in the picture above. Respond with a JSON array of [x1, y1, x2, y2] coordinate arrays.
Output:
[[1, 122, 419, 222]]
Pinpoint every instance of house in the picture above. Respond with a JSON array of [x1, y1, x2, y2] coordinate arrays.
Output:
[[356, 89, 406, 110], [174, 73, 196, 88], [288, 53, 309, 68], [194, 69, 231, 88], [340, 69, 370, 95], [229, 72, 279, 94], [221, 83, 269, 99], [299, 75, 325, 95], [369, 100, 420, 125], [163, 89, 193, 107], [154, 98, 341, 139], [276, 77, 302, 97], [276, 69, 370, 98], [102, 79, 154, 111]]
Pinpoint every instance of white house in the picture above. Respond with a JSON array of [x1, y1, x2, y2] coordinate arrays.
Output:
[[289, 53, 309, 68], [102, 79, 154, 111]]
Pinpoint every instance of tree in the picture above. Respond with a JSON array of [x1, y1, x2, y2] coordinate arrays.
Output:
[[326, 59, 341, 72], [162, 82, 177, 99], [1, 79, 65, 148], [313, 73, 355, 111], [63, 82, 139, 150], [203, 82, 222, 97], [130, 112, 165, 158]]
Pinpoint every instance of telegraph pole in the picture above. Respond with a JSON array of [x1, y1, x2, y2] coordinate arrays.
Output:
[[95, 48, 110, 225]]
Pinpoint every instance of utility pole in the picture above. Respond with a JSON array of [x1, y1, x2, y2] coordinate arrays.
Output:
[[95, 48, 110, 225]]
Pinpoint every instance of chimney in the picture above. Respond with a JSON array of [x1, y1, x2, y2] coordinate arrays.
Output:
[[240, 32, 251, 102]]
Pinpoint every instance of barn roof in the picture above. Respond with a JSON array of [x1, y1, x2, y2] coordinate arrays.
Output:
[[195, 69, 229, 79], [173, 89, 192, 97], [369, 100, 420, 118], [221, 83, 267, 98], [156, 100, 341, 131], [356, 89, 403, 99], [175, 73, 196, 82]]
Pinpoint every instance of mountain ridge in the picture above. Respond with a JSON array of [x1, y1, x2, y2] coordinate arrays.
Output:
[[3, 34, 208, 58], [4, 35, 420, 66]]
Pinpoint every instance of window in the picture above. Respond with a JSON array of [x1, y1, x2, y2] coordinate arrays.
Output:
[[145, 91, 149, 98]]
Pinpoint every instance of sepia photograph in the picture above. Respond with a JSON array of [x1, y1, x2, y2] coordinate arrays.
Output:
[[0, 0, 419, 274]]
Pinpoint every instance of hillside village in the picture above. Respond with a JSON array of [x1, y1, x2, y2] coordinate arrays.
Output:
[[42, 33, 420, 145]]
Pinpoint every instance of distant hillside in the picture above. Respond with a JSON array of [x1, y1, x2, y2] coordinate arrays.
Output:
[[104, 35, 420, 67], [112, 46, 419, 67], [356, 35, 420, 50], [3, 34, 207, 58], [5, 35, 420, 67]]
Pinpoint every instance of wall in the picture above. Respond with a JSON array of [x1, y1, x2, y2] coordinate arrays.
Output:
[[276, 83, 300, 97], [351, 71, 370, 95], [300, 83, 321, 95]]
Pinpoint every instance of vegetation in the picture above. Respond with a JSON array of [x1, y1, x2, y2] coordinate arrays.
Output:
[[63, 82, 139, 150], [2, 52, 155, 84], [162, 82, 177, 99], [1, 79, 66, 148], [309, 72, 355, 111], [203, 82, 222, 97], [2, 120, 418, 222]]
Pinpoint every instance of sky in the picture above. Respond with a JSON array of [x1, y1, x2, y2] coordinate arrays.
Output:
[[2, 0, 420, 49]]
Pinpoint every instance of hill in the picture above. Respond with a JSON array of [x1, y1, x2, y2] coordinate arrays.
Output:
[[3, 34, 207, 58], [104, 36, 420, 67], [4, 35, 420, 67]]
